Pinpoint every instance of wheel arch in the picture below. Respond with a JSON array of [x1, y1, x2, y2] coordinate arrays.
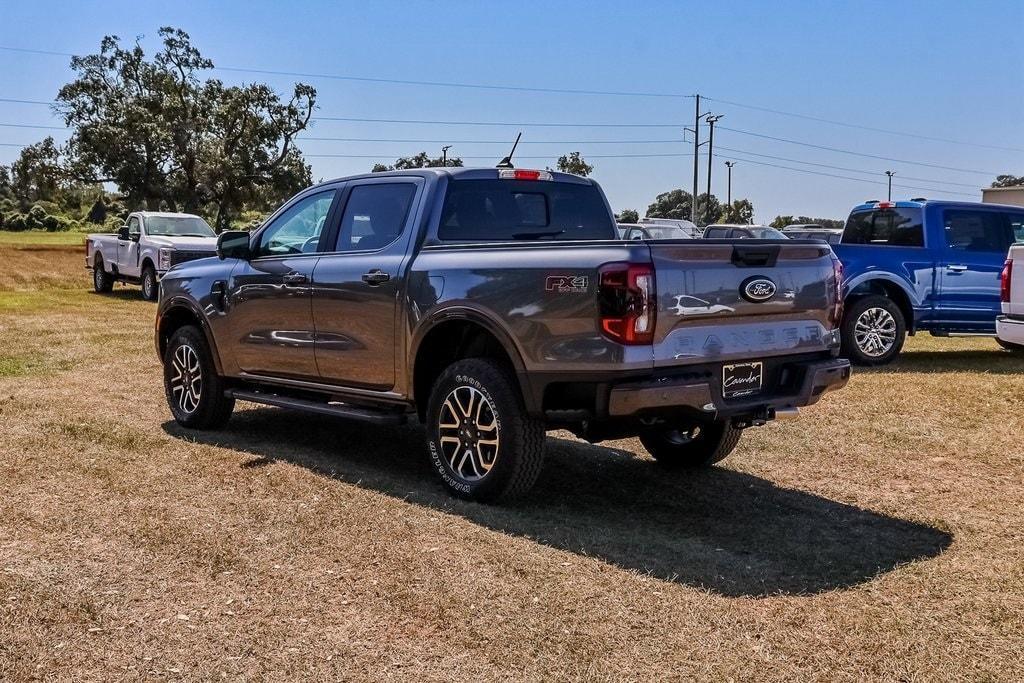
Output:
[[156, 297, 224, 374], [844, 275, 917, 334], [410, 309, 533, 420]]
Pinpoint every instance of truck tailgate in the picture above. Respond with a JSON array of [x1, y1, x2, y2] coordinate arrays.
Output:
[[649, 240, 839, 366]]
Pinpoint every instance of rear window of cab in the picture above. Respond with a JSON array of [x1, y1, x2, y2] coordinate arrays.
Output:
[[438, 179, 615, 241], [842, 207, 924, 247]]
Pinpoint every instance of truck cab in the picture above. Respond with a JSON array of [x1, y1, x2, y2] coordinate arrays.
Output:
[[834, 199, 1024, 364]]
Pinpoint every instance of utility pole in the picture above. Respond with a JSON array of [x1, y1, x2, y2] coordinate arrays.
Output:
[[725, 161, 736, 206], [442, 145, 453, 167], [704, 114, 724, 222], [885, 170, 895, 201], [691, 95, 701, 224]]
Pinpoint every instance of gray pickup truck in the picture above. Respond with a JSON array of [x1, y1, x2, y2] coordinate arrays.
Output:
[[156, 167, 850, 501]]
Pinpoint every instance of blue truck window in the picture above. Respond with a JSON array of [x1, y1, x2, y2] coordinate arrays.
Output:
[[943, 210, 1008, 253], [842, 208, 923, 247], [1003, 213, 1024, 244]]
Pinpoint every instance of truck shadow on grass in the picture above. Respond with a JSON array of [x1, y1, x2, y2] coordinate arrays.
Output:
[[163, 410, 952, 598], [861, 348, 1024, 375]]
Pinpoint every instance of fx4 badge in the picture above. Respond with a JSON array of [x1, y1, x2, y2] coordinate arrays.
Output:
[[545, 275, 589, 293]]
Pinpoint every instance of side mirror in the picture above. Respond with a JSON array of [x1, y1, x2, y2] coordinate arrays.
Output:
[[130, 231, 141, 243], [117, 226, 130, 240], [217, 230, 251, 260]]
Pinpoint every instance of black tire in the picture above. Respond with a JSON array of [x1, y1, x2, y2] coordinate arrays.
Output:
[[840, 295, 907, 366], [141, 264, 158, 301], [996, 337, 1024, 352], [425, 358, 545, 502], [92, 256, 113, 293], [640, 419, 741, 469], [163, 325, 234, 429]]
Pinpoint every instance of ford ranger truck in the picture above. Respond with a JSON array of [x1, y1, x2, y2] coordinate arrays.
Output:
[[155, 168, 850, 502], [86, 212, 219, 300], [834, 199, 1024, 365]]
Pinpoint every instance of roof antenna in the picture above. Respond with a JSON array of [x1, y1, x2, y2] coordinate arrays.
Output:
[[496, 132, 522, 169]]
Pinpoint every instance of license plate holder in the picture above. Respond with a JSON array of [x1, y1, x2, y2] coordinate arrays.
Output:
[[722, 361, 763, 399]]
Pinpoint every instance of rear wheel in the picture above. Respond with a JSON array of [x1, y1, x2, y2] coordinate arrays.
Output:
[[425, 358, 545, 502], [841, 295, 906, 366], [640, 419, 741, 469], [163, 325, 234, 429], [996, 337, 1024, 352], [92, 257, 113, 293], [141, 264, 158, 301]]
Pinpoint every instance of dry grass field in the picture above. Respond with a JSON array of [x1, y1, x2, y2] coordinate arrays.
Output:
[[1, 235, 1023, 681]]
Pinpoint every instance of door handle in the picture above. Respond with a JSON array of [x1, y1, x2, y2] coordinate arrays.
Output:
[[283, 273, 308, 285], [361, 269, 390, 285], [947, 264, 968, 273]]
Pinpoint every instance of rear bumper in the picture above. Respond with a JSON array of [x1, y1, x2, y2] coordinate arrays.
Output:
[[996, 315, 1024, 346], [607, 357, 851, 419]]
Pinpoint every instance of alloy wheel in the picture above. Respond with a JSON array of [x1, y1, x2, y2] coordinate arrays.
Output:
[[437, 385, 500, 482], [169, 344, 202, 414], [854, 307, 897, 357]]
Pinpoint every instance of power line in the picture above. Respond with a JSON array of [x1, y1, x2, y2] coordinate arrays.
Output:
[[313, 116, 683, 128], [0, 122, 65, 130], [717, 126, 999, 176], [704, 96, 1024, 154]]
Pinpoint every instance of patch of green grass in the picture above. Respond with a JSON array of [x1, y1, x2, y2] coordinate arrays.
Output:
[[0, 230, 90, 247], [0, 352, 45, 377]]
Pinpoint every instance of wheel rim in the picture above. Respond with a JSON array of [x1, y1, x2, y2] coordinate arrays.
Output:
[[854, 307, 897, 357], [437, 385, 499, 482], [94, 267, 103, 288], [143, 272, 154, 298], [169, 344, 202, 414]]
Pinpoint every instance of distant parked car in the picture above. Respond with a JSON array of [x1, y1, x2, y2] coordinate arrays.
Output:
[[996, 243, 1024, 351], [622, 224, 695, 241], [783, 225, 843, 244], [638, 217, 700, 238], [833, 199, 1024, 365], [86, 212, 219, 300], [702, 225, 788, 240]]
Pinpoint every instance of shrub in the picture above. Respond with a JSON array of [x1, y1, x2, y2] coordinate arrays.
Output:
[[5, 213, 29, 232], [87, 198, 107, 224]]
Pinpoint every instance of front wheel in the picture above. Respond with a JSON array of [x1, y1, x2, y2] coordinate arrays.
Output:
[[141, 265, 158, 301], [640, 419, 742, 469], [163, 325, 234, 429], [841, 295, 907, 366], [425, 358, 545, 502]]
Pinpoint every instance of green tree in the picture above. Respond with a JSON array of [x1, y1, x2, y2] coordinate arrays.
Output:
[[992, 174, 1024, 188], [372, 151, 464, 172], [646, 189, 693, 221], [771, 215, 844, 230], [8, 137, 66, 207], [617, 208, 639, 223], [556, 151, 594, 177], [719, 198, 755, 224], [695, 192, 722, 225], [56, 27, 315, 227]]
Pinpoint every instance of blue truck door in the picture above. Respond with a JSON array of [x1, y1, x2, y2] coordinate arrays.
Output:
[[935, 207, 1012, 330]]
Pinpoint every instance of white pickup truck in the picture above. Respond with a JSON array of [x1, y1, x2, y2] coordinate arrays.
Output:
[[85, 212, 219, 300], [997, 245, 1024, 350]]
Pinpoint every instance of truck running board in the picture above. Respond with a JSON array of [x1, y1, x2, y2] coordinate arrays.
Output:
[[227, 389, 408, 425]]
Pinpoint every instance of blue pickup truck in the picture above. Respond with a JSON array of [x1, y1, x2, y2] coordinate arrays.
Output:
[[834, 199, 1024, 364]]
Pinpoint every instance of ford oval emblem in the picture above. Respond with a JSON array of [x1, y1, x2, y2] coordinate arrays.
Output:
[[741, 276, 777, 303]]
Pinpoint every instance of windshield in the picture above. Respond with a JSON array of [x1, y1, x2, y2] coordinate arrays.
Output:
[[145, 216, 216, 238], [641, 226, 687, 240], [439, 179, 615, 241], [749, 227, 787, 239]]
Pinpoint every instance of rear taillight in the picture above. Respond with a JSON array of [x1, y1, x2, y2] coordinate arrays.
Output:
[[829, 253, 844, 326], [597, 262, 656, 345], [1001, 258, 1013, 303]]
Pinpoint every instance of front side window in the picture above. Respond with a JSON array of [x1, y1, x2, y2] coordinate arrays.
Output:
[[128, 216, 141, 236], [145, 215, 215, 238], [335, 183, 418, 252], [842, 208, 924, 247], [255, 190, 336, 257], [943, 210, 1008, 253]]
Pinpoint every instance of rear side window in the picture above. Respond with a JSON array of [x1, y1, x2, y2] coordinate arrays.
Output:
[[438, 179, 615, 241], [842, 208, 924, 247], [335, 183, 417, 252], [703, 227, 727, 238], [942, 210, 1009, 253]]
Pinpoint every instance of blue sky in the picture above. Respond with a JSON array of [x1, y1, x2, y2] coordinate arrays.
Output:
[[1, 0, 1021, 221]]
